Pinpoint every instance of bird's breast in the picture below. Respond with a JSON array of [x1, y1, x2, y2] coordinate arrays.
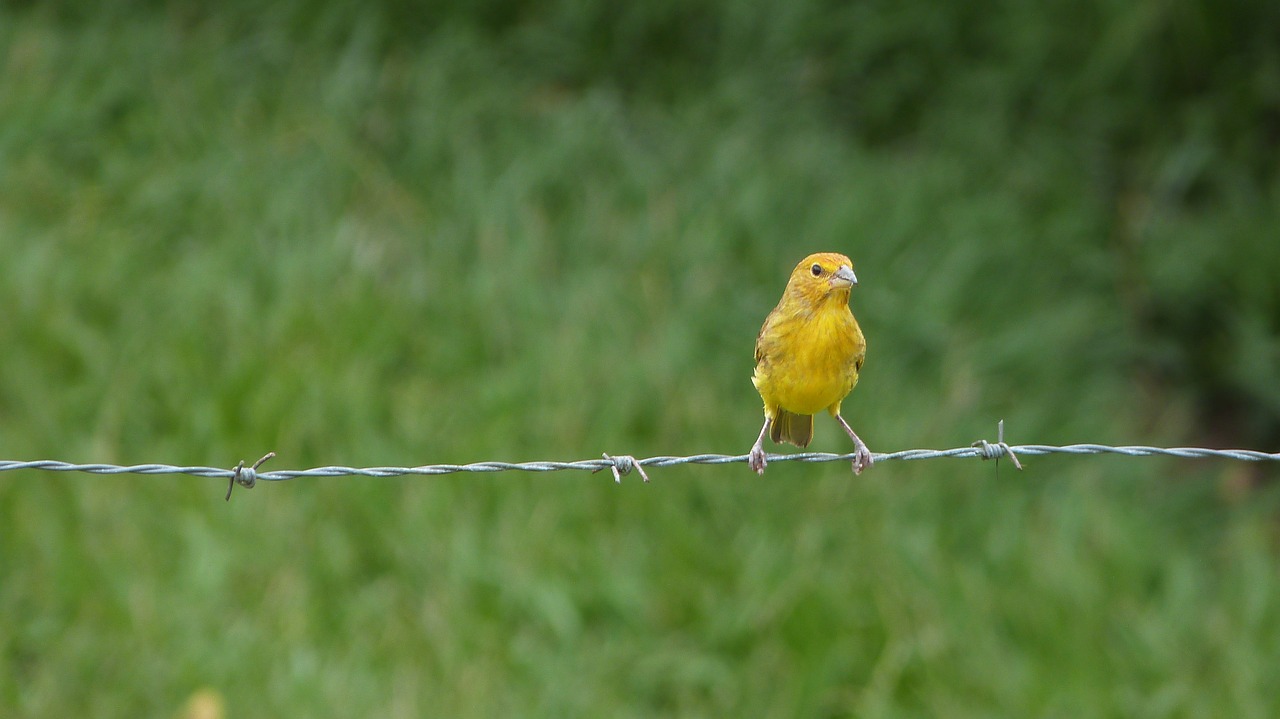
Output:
[[754, 306, 865, 415]]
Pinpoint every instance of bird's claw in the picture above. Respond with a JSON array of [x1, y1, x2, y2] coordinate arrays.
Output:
[[852, 446, 873, 475], [748, 446, 768, 475]]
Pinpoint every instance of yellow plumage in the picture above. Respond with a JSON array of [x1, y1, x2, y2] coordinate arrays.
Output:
[[748, 252, 872, 475]]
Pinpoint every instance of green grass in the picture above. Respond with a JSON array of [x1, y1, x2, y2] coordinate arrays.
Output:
[[1, 3, 1279, 717]]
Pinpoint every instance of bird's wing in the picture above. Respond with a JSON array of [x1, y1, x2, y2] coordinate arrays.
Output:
[[754, 307, 779, 368]]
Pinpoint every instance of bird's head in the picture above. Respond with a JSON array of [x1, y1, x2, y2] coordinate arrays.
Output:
[[784, 252, 858, 306]]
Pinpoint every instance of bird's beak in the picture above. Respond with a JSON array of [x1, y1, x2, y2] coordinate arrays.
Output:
[[831, 265, 858, 289]]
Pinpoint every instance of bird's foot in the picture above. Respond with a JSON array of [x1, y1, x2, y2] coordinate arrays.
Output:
[[835, 414, 873, 475], [748, 444, 768, 475], [852, 443, 874, 475]]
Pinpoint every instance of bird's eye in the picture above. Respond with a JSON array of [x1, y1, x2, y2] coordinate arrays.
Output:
[[810, 264, 823, 277]]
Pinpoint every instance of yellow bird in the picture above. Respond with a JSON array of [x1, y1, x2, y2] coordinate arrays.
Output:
[[748, 252, 873, 475]]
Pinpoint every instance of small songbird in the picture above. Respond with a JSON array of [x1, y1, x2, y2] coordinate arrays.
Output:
[[748, 252, 873, 475]]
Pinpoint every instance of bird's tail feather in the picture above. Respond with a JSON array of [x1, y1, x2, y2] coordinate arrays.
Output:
[[770, 410, 814, 448]]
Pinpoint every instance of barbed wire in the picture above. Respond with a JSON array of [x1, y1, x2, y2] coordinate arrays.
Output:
[[2, 428, 1277, 500]]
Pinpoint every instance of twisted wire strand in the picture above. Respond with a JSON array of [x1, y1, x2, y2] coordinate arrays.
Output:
[[2, 444, 1278, 484]]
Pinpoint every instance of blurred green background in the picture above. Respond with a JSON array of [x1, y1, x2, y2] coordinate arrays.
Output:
[[2, 0, 1279, 715]]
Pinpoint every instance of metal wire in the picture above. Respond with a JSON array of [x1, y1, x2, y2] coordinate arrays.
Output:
[[5, 416, 1274, 502], [2, 443, 1277, 485]]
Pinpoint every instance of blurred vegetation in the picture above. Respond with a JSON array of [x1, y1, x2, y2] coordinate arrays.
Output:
[[1, 0, 1278, 716]]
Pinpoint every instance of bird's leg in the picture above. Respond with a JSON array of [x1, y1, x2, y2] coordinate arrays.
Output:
[[835, 414, 873, 475], [748, 417, 772, 475]]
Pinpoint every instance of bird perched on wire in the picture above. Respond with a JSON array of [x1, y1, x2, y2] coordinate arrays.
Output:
[[748, 252, 873, 475]]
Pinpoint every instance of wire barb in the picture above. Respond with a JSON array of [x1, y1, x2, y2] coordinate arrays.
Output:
[[226, 452, 276, 501], [971, 420, 1023, 470], [594, 453, 650, 484]]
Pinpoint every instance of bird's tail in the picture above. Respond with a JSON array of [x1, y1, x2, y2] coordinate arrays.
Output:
[[770, 410, 814, 448]]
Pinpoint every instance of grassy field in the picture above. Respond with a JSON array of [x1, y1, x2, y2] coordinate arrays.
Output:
[[2, 2, 1279, 716]]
